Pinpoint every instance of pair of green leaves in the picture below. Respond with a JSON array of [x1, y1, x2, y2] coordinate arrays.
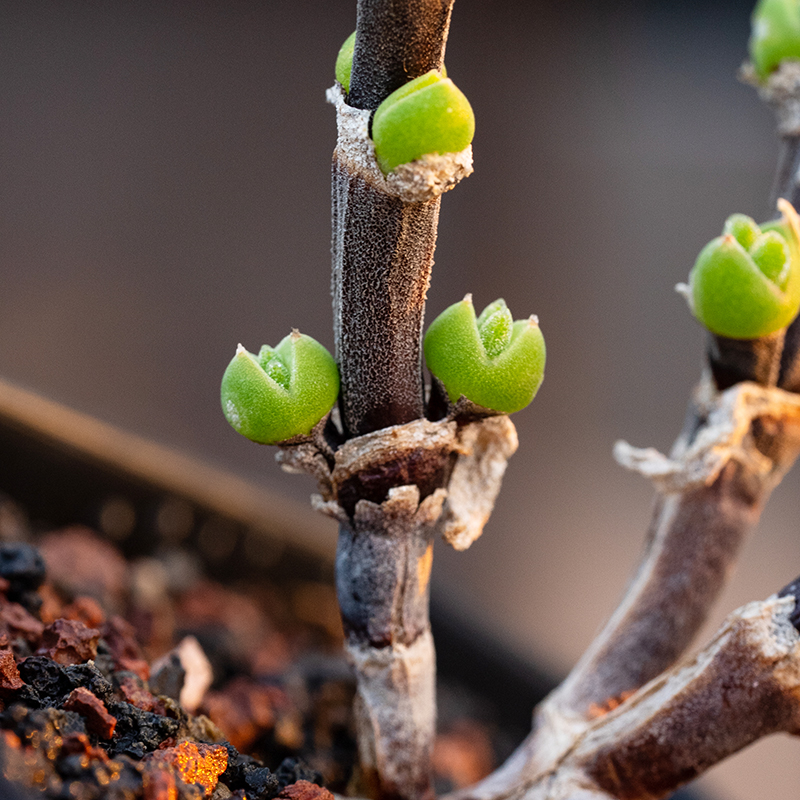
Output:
[[221, 298, 546, 445], [219, 36, 533, 445], [336, 31, 475, 175], [688, 200, 800, 339]]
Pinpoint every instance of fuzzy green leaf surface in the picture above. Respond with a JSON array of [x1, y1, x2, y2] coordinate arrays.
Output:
[[688, 208, 800, 339], [372, 70, 474, 175], [424, 297, 545, 414], [750, 0, 800, 79], [221, 332, 339, 445], [335, 31, 356, 93]]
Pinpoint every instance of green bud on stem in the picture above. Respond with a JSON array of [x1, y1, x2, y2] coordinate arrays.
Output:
[[221, 331, 339, 445], [687, 199, 800, 339], [749, 0, 800, 79], [335, 31, 357, 93], [423, 296, 546, 414], [372, 70, 474, 175]]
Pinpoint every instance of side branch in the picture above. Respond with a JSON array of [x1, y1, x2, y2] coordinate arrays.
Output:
[[571, 593, 800, 799], [551, 377, 800, 721], [450, 379, 800, 800], [450, 589, 800, 800]]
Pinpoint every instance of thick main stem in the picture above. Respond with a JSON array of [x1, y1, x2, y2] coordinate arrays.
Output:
[[349, 0, 453, 110], [330, 3, 464, 796], [332, 482, 446, 800], [333, 0, 454, 438], [332, 164, 440, 436]]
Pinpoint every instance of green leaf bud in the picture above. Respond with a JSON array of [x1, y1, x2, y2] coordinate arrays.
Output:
[[723, 213, 760, 251], [372, 70, 475, 175], [424, 295, 546, 414], [221, 331, 339, 445], [335, 31, 356, 93], [687, 199, 800, 339], [478, 301, 513, 358], [749, 0, 800, 80]]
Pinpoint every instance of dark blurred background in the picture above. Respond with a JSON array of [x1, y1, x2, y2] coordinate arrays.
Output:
[[1, 1, 798, 796]]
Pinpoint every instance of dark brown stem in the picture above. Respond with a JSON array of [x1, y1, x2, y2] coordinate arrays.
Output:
[[770, 134, 800, 210], [332, 0, 459, 438], [707, 330, 784, 390], [328, 2, 468, 794], [778, 315, 800, 391], [348, 0, 454, 110], [769, 135, 800, 391], [332, 160, 440, 437]]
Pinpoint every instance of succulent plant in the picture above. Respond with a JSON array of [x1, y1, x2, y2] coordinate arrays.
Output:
[[371, 70, 474, 175], [749, 0, 800, 79], [221, 331, 339, 445], [687, 199, 800, 339], [424, 295, 545, 414]]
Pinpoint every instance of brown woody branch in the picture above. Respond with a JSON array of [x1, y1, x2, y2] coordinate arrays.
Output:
[[446, 589, 800, 800], [569, 592, 800, 799], [550, 377, 800, 721], [448, 378, 800, 800]]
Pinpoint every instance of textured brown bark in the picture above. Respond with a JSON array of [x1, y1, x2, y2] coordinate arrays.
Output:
[[578, 597, 800, 800], [335, 504, 437, 648], [707, 329, 784, 390], [348, 0, 454, 110], [551, 380, 800, 720], [332, 157, 440, 437]]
